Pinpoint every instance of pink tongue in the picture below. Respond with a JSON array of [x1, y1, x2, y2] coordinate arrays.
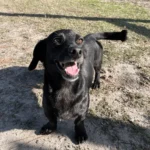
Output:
[[65, 62, 79, 76]]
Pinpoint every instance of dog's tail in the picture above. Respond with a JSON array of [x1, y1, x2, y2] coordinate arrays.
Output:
[[90, 30, 127, 42]]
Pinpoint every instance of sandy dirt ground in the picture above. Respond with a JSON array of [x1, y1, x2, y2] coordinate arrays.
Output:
[[0, 0, 150, 150]]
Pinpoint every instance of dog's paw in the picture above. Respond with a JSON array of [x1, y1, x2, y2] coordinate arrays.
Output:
[[92, 81, 100, 89], [75, 131, 88, 144], [40, 122, 56, 135]]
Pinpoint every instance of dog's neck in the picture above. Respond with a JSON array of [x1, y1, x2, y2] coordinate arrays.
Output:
[[44, 70, 84, 93]]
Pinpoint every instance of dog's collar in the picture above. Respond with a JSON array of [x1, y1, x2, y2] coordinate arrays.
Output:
[[62, 74, 79, 82]]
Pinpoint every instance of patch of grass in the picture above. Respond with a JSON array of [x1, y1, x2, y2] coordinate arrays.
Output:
[[0, 0, 150, 149], [82, 0, 150, 18], [95, 98, 118, 118], [122, 92, 144, 107], [121, 113, 131, 122], [88, 108, 97, 117]]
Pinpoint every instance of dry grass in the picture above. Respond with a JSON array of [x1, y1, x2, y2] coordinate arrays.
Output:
[[0, 0, 150, 149]]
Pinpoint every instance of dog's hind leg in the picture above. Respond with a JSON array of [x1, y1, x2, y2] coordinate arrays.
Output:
[[92, 44, 103, 89], [92, 66, 101, 89]]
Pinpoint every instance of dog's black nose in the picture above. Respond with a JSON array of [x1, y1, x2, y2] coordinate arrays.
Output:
[[68, 48, 82, 58]]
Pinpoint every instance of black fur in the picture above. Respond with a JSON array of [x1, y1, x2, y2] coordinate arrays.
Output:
[[28, 39, 46, 70], [28, 29, 127, 144]]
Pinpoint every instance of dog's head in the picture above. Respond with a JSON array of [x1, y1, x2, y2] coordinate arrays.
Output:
[[28, 29, 85, 82], [46, 29, 85, 82]]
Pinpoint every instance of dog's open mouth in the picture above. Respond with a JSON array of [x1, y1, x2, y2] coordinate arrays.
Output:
[[55, 60, 80, 81]]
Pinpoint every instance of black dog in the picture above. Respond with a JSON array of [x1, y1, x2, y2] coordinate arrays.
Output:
[[28, 29, 127, 143]]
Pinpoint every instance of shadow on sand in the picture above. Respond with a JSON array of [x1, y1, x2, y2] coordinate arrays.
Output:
[[0, 66, 150, 149]]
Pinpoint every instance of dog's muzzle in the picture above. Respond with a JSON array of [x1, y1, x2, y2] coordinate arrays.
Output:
[[54, 60, 81, 82]]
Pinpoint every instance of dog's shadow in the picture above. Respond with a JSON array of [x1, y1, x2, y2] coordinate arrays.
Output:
[[0, 66, 149, 149]]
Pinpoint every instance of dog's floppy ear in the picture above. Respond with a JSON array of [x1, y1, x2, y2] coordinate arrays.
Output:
[[28, 38, 47, 71]]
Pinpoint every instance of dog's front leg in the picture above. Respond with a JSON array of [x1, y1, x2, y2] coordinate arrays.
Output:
[[40, 94, 57, 135], [40, 110, 57, 135], [74, 116, 88, 144]]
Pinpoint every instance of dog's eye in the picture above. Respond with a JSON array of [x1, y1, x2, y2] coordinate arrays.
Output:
[[53, 37, 63, 46], [53, 34, 65, 46], [76, 38, 83, 45]]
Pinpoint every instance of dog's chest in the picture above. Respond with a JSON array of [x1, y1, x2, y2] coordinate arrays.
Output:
[[54, 88, 75, 119]]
